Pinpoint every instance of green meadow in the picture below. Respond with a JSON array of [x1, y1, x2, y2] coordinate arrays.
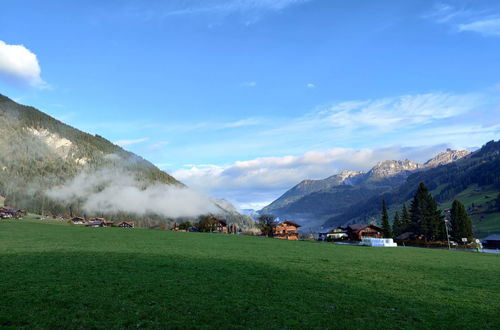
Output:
[[0, 221, 499, 329]]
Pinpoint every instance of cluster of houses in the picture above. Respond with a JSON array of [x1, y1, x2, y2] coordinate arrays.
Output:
[[170, 219, 239, 233], [70, 217, 134, 228], [317, 224, 384, 242], [0, 207, 24, 219]]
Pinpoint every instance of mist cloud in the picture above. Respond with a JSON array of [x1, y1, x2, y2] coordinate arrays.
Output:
[[46, 165, 219, 218]]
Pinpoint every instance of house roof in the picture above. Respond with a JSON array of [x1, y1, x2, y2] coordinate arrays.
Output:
[[483, 234, 500, 241], [348, 224, 382, 232], [282, 221, 301, 227], [396, 232, 414, 240]]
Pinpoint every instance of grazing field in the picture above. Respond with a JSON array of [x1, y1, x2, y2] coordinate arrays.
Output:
[[0, 221, 499, 329]]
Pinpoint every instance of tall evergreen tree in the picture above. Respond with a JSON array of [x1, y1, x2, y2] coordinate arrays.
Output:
[[381, 200, 393, 238], [401, 204, 411, 233], [409, 182, 445, 241], [392, 211, 403, 237], [450, 200, 473, 242]]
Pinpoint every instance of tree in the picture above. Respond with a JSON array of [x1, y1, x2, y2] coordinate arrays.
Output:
[[392, 211, 403, 237], [496, 193, 500, 212], [450, 200, 473, 242], [380, 200, 393, 238], [197, 214, 218, 232], [401, 204, 411, 233], [409, 182, 445, 241], [257, 214, 277, 237], [178, 221, 192, 230]]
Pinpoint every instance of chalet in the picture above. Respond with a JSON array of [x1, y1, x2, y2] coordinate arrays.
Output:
[[326, 228, 348, 240], [274, 221, 301, 240], [482, 234, 500, 249], [86, 220, 104, 227], [89, 217, 113, 227], [346, 224, 383, 241], [118, 221, 135, 228], [215, 220, 228, 233], [0, 207, 23, 219], [70, 217, 86, 225]]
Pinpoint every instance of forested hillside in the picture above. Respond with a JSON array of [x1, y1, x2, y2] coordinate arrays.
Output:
[[324, 140, 500, 235], [0, 94, 253, 228]]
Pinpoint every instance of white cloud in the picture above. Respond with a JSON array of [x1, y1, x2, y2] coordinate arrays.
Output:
[[241, 81, 257, 87], [459, 17, 500, 36], [307, 83, 315, 88], [0, 40, 47, 89], [114, 137, 150, 147], [172, 144, 450, 209], [169, 0, 311, 15], [425, 3, 500, 37]]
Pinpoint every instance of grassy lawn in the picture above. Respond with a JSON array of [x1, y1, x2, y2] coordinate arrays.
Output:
[[0, 221, 499, 329]]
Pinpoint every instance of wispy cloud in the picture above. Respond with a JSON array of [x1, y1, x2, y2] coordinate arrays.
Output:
[[307, 83, 315, 88], [172, 145, 451, 209], [458, 17, 500, 36], [0, 40, 48, 89], [241, 81, 257, 87], [115, 0, 312, 24], [115, 137, 150, 147], [425, 3, 500, 37]]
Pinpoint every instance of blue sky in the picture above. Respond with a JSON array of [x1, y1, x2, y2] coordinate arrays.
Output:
[[1, 0, 499, 209]]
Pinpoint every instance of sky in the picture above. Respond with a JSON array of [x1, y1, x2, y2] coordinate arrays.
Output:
[[1, 0, 499, 210]]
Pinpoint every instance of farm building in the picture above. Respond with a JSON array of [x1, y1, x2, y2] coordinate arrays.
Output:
[[215, 220, 228, 233], [346, 224, 383, 241], [274, 221, 301, 240], [70, 217, 86, 225], [118, 221, 135, 228], [0, 207, 23, 219], [482, 234, 500, 249]]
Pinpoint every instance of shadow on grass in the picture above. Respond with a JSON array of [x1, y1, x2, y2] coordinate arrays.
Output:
[[0, 251, 497, 329]]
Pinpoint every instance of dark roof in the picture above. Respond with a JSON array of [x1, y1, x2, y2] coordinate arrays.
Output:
[[282, 221, 301, 227], [483, 234, 500, 241], [347, 224, 382, 232], [396, 232, 414, 240], [217, 220, 227, 226]]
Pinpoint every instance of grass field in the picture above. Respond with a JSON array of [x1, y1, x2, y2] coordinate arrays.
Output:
[[0, 221, 499, 329]]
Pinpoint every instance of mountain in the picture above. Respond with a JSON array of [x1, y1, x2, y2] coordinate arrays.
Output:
[[0, 94, 253, 228], [323, 140, 500, 235], [260, 149, 471, 230]]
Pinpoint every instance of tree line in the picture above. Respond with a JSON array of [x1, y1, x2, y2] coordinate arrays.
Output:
[[381, 182, 473, 242]]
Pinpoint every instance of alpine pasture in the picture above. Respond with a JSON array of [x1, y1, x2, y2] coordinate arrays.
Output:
[[0, 220, 498, 329]]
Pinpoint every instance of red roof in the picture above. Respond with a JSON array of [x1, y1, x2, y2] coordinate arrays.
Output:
[[282, 221, 301, 227]]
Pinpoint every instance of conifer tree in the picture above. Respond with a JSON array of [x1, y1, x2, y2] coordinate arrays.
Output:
[[401, 204, 411, 233], [392, 211, 403, 237], [450, 200, 473, 242], [381, 200, 393, 238], [409, 182, 445, 241]]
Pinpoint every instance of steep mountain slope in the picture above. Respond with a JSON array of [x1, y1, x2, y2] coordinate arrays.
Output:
[[324, 140, 500, 232], [261, 150, 470, 230], [0, 94, 252, 228]]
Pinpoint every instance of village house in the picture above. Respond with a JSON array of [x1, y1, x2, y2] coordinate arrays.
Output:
[[70, 217, 86, 225], [482, 234, 500, 249], [274, 221, 301, 240], [215, 219, 228, 233], [85, 218, 113, 227], [117, 221, 135, 228], [326, 227, 348, 241], [346, 224, 383, 241], [0, 207, 23, 219]]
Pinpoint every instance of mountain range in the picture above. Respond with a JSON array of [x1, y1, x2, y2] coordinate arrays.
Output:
[[260, 149, 475, 230]]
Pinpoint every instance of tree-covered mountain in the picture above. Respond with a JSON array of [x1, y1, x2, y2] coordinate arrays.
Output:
[[0, 94, 253, 229], [324, 140, 500, 236], [260, 150, 471, 230]]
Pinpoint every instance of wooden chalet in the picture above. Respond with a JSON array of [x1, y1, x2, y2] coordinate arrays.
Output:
[[215, 220, 228, 233], [346, 224, 383, 241], [118, 221, 135, 228], [0, 207, 23, 219], [274, 221, 301, 240], [482, 234, 500, 249], [70, 217, 86, 225]]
